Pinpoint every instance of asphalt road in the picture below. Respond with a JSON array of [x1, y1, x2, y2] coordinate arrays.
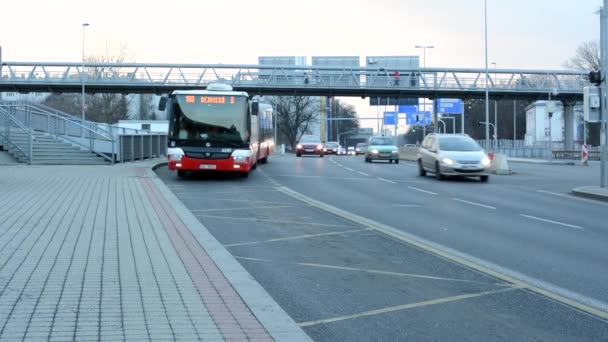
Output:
[[156, 156, 608, 341]]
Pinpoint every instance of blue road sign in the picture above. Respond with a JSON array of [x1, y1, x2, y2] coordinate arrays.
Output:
[[383, 111, 397, 125], [437, 98, 463, 114], [398, 105, 419, 114], [405, 111, 432, 125]]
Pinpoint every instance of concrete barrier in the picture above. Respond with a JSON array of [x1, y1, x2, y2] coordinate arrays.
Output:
[[489, 153, 512, 175], [399, 146, 419, 161]]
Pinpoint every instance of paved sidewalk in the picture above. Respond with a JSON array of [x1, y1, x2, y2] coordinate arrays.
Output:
[[0, 162, 310, 341]]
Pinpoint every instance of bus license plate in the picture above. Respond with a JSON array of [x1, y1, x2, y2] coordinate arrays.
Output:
[[199, 164, 216, 170]]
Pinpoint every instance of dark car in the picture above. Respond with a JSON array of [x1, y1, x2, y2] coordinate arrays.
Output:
[[324, 142, 340, 154], [296, 135, 324, 157], [355, 143, 367, 155]]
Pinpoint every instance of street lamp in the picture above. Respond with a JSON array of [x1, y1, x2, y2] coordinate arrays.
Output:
[[484, 0, 490, 150], [415, 45, 434, 136], [491, 62, 497, 141], [81, 23, 90, 122]]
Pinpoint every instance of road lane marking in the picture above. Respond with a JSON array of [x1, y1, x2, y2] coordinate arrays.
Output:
[[234, 256, 272, 262], [407, 186, 437, 195], [276, 186, 608, 320], [344, 167, 354, 171], [520, 214, 583, 230], [224, 228, 368, 247], [175, 189, 279, 195], [452, 198, 497, 210], [190, 205, 301, 212], [391, 204, 421, 208], [195, 214, 361, 229], [357, 171, 369, 176], [298, 286, 521, 327], [214, 198, 289, 205], [378, 178, 397, 184], [295, 262, 508, 286], [274, 175, 372, 180]]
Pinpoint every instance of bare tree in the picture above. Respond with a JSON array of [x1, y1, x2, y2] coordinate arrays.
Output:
[[564, 40, 600, 71], [271, 96, 319, 149], [42, 45, 133, 124], [329, 99, 359, 145]]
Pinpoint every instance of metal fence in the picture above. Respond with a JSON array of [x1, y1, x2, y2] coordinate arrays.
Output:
[[0, 102, 168, 163], [119, 134, 167, 163], [476, 139, 601, 159], [0, 106, 35, 163]]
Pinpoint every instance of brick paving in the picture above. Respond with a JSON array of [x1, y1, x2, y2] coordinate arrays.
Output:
[[0, 164, 304, 341]]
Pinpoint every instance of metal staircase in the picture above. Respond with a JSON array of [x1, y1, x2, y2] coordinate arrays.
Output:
[[1, 130, 108, 164]]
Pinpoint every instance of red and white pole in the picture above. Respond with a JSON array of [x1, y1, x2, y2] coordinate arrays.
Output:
[[582, 144, 589, 166]]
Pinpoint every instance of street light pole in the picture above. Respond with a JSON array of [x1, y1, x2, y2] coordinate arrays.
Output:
[[484, 0, 490, 150], [492, 62, 497, 142], [415, 45, 434, 138], [81, 23, 90, 122]]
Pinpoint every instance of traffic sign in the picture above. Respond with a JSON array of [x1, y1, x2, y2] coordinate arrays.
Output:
[[383, 111, 397, 125], [398, 105, 419, 114], [405, 111, 431, 125], [437, 98, 463, 114]]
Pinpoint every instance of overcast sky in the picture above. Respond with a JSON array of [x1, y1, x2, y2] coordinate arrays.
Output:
[[0, 0, 601, 69], [0, 0, 603, 128]]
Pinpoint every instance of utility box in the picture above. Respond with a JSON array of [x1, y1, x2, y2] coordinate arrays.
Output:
[[583, 86, 601, 122]]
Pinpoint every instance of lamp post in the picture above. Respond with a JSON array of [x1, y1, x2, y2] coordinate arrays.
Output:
[[484, 0, 490, 150], [491, 62, 497, 143], [81, 23, 90, 122], [415, 45, 434, 137]]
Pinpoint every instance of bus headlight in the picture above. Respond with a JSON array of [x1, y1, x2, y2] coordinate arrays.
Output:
[[169, 154, 183, 161], [233, 156, 249, 163]]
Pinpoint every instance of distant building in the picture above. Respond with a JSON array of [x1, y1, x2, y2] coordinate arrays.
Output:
[[0, 91, 49, 103], [524, 101, 584, 146]]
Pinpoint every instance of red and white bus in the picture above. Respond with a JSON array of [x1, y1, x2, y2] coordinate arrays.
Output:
[[161, 84, 273, 178]]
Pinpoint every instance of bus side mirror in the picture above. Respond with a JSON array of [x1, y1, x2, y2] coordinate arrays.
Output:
[[158, 95, 168, 111], [252, 102, 259, 115]]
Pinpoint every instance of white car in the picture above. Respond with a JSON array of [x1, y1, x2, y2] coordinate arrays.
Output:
[[417, 133, 491, 182]]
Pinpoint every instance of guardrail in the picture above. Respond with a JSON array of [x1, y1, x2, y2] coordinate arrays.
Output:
[[0, 62, 590, 98], [0, 106, 35, 163], [0, 102, 169, 163]]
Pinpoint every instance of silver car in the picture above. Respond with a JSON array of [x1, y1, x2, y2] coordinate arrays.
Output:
[[417, 134, 491, 182]]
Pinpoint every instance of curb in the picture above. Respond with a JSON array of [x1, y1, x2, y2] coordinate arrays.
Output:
[[508, 158, 575, 166], [146, 162, 312, 342], [572, 186, 608, 203]]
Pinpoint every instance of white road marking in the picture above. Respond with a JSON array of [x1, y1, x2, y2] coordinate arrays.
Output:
[[298, 286, 521, 327], [275, 175, 372, 180], [224, 228, 368, 247], [378, 178, 397, 184], [190, 204, 300, 212], [357, 171, 369, 176], [452, 198, 496, 210], [344, 167, 354, 171], [407, 186, 437, 195], [391, 204, 421, 208], [520, 214, 584, 230], [195, 214, 361, 228], [295, 262, 505, 285], [233, 256, 272, 262]]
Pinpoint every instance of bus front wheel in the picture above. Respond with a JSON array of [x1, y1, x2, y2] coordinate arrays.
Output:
[[177, 170, 187, 178]]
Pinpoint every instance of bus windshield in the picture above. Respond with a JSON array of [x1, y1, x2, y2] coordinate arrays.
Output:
[[169, 94, 249, 145]]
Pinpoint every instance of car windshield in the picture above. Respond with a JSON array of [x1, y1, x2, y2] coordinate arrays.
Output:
[[300, 135, 320, 143], [326, 142, 339, 148], [369, 137, 393, 145], [438, 137, 483, 151], [356, 143, 367, 148]]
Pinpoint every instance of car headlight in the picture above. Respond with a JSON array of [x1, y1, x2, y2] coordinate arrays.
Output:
[[442, 158, 454, 165], [372, 149, 379, 154], [392, 149, 399, 154], [317, 144, 323, 150], [169, 154, 183, 161], [296, 144, 303, 149], [481, 157, 491, 166]]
